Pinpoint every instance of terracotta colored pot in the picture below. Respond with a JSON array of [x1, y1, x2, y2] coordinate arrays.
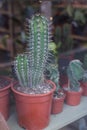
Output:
[[11, 80, 56, 130], [81, 82, 87, 96], [65, 88, 82, 106], [0, 77, 11, 120], [51, 95, 65, 114]]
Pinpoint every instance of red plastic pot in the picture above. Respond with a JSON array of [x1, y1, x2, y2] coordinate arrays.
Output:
[[11, 80, 56, 130], [51, 95, 65, 114], [0, 77, 11, 120], [81, 82, 87, 96], [65, 88, 82, 106]]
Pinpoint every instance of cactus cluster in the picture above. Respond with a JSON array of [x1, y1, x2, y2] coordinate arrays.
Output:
[[67, 59, 84, 91], [14, 14, 52, 88]]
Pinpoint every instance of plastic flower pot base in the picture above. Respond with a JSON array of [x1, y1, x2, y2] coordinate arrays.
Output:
[[51, 95, 65, 114], [65, 88, 82, 106], [63, 84, 82, 106], [0, 77, 11, 120], [11, 80, 56, 130]]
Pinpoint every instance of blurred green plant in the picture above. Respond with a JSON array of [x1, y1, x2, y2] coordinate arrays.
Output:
[[54, 23, 73, 52]]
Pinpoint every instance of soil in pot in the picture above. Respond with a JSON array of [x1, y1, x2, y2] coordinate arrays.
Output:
[[0, 76, 11, 120], [11, 80, 56, 130], [51, 89, 65, 114]]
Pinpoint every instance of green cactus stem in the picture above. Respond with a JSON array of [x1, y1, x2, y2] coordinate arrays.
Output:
[[26, 14, 52, 87], [54, 26, 61, 44], [63, 23, 71, 38], [14, 54, 30, 87]]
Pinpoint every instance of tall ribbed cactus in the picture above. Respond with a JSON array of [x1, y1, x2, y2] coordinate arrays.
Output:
[[14, 14, 52, 88], [67, 60, 84, 91]]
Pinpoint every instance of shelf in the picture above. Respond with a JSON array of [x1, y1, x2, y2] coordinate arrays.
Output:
[[55, 4, 87, 9], [0, 28, 9, 33], [45, 96, 87, 130], [0, 113, 10, 130], [0, 61, 13, 68], [71, 35, 87, 41], [7, 96, 87, 130], [0, 10, 11, 15]]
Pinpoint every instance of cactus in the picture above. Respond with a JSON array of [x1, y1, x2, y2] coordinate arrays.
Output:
[[54, 26, 62, 51], [46, 64, 60, 91], [14, 54, 30, 87], [82, 54, 87, 82], [54, 23, 73, 52], [54, 26, 61, 44], [62, 23, 73, 51], [67, 59, 84, 91], [14, 14, 52, 88], [82, 71, 87, 82], [63, 23, 71, 38], [83, 54, 87, 70]]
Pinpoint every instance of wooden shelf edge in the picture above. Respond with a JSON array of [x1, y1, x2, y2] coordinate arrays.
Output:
[[71, 35, 87, 41], [0, 10, 11, 15], [0, 61, 13, 68], [0, 28, 9, 33], [55, 4, 87, 9]]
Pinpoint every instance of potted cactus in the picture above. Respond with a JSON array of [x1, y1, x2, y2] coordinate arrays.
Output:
[[11, 14, 56, 130], [64, 59, 84, 106], [46, 41, 65, 114], [80, 54, 87, 96], [0, 76, 12, 120], [46, 64, 65, 114]]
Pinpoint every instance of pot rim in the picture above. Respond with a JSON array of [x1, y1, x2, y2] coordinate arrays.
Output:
[[0, 76, 12, 92], [63, 83, 83, 93], [53, 93, 66, 100], [65, 87, 83, 94], [11, 80, 56, 97]]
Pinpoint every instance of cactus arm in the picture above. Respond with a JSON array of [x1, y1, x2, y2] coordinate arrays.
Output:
[[14, 54, 30, 87]]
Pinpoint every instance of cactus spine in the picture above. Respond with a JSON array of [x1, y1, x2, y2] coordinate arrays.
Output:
[[14, 14, 52, 88]]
